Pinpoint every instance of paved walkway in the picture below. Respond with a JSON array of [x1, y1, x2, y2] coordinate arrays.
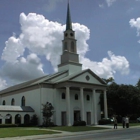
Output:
[[0, 125, 137, 140]]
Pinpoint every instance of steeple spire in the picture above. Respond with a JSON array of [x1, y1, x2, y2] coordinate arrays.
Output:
[[66, 1, 72, 30], [58, 1, 82, 75]]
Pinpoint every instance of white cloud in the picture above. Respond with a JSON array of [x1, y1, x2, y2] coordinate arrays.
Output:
[[129, 18, 140, 36], [80, 51, 129, 79], [129, 17, 140, 57], [2, 36, 24, 62], [0, 78, 7, 90], [106, 0, 116, 7], [0, 53, 44, 84], [0, 12, 130, 89]]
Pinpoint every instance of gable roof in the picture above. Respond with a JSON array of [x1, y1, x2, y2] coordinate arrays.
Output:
[[0, 69, 106, 94], [0, 70, 68, 94]]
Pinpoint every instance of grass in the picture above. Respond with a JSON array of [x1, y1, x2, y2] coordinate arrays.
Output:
[[3, 123, 139, 138], [48, 126, 109, 132], [0, 126, 109, 138], [0, 127, 60, 138]]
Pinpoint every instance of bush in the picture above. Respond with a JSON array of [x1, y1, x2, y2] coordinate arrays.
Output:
[[98, 119, 112, 125], [0, 124, 18, 128], [73, 121, 86, 126], [18, 123, 34, 127], [30, 114, 38, 126], [130, 114, 138, 120]]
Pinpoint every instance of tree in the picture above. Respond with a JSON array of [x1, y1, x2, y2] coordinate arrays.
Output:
[[42, 102, 54, 126], [106, 83, 140, 117], [30, 114, 38, 126], [100, 80, 140, 119], [102, 77, 114, 84], [136, 79, 140, 92]]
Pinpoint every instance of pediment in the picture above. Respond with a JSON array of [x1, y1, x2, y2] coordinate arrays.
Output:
[[69, 69, 105, 85]]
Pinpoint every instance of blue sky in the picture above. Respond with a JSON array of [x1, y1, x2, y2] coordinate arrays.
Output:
[[0, 0, 140, 89]]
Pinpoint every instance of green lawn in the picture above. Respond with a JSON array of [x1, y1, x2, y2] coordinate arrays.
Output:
[[48, 126, 109, 132], [0, 126, 109, 138], [0, 127, 60, 138]]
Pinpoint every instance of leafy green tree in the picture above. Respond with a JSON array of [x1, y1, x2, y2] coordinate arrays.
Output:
[[42, 102, 54, 126], [136, 79, 140, 92], [100, 80, 140, 118], [107, 83, 140, 116], [30, 114, 38, 125], [102, 77, 114, 84]]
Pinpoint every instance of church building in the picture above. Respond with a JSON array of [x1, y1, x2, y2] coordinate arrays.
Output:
[[0, 2, 108, 126]]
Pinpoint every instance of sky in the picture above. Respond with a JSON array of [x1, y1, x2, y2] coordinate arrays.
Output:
[[0, 0, 140, 90]]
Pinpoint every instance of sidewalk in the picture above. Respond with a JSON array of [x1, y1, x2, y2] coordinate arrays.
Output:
[[0, 125, 134, 140]]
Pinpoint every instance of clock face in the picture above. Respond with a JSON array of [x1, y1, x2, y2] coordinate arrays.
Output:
[[70, 33, 73, 36]]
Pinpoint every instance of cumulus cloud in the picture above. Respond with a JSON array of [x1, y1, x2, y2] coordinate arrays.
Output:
[[2, 36, 24, 62], [1, 53, 44, 83], [106, 0, 116, 7], [80, 51, 129, 78], [129, 17, 140, 57], [0, 78, 8, 90], [129, 17, 140, 36], [0, 12, 130, 89]]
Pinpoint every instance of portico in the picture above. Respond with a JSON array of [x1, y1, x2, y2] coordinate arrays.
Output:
[[55, 75, 107, 126]]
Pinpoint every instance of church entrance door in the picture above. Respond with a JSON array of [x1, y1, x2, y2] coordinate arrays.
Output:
[[74, 111, 80, 121], [87, 112, 91, 125], [61, 112, 66, 126]]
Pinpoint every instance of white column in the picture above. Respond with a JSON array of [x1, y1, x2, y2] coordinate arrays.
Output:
[[93, 89, 97, 125], [2, 118, 5, 124], [66, 86, 71, 126], [21, 116, 24, 124], [80, 87, 84, 121], [104, 90, 108, 118], [12, 116, 15, 124]]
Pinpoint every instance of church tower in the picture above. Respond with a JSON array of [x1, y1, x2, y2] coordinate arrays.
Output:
[[58, 2, 82, 75]]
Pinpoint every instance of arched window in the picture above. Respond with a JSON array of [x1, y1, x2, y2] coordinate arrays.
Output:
[[15, 114, 21, 124], [5, 114, 12, 124], [71, 41, 74, 52], [24, 114, 30, 124], [11, 98, 15, 105], [21, 96, 25, 106], [64, 42, 67, 51], [2, 100, 6, 105], [87, 95, 90, 101], [75, 94, 78, 100], [62, 93, 66, 99]]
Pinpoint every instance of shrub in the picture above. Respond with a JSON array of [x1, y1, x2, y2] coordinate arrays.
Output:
[[30, 114, 38, 126], [73, 121, 86, 126], [18, 123, 33, 127], [98, 119, 112, 125], [0, 124, 18, 128], [42, 102, 54, 127]]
